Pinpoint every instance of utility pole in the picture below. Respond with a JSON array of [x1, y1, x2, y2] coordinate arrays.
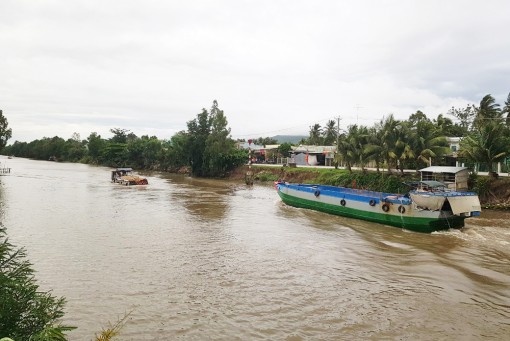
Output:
[[355, 104, 363, 124], [336, 116, 341, 169]]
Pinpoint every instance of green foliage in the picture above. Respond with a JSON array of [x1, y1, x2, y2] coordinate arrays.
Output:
[[6, 93, 509, 177], [447, 104, 476, 134], [0, 226, 75, 340], [315, 170, 410, 194], [87, 132, 106, 163], [109, 128, 130, 144], [473, 176, 493, 200], [101, 143, 128, 168], [187, 100, 245, 177], [277, 142, 293, 158], [0, 110, 12, 152], [323, 119, 337, 146], [253, 137, 277, 146], [254, 171, 279, 182], [4, 101, 244, 177], [460, 124, 508, 174]]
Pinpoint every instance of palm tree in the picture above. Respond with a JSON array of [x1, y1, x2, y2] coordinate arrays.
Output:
[[339, 125, 370, 172], [393, 121, 415, 173], [503, 92, 510, 126], [308, 124, 323, 145], [460, 121, 508, 177], [323, 119, 337, 145], [474, 94, 501, 128], [380, 115, 400, 172], [364, 126, 384, 172], [337, 130, 355, 172], [411, 120, 450, 168]]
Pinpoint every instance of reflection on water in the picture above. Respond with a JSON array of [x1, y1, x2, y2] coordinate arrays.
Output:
[[166, 175, 233, 221], [1, 157, 509, 340]]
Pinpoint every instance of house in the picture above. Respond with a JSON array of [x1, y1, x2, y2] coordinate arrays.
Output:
[[290, 145, 336, 166], [237, 142, 282, 163]]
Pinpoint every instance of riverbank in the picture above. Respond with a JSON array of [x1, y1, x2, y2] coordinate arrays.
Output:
[[229, 165, 510, 209]]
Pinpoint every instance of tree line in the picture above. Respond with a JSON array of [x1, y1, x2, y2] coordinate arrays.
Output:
[[3, 101, 247, 178], [298, 93, 510, 177], [3, 94, 510, 178]]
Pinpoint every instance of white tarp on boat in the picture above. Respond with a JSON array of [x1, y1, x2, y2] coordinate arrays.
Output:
[[410, 193, 446, 211], [447, 195, 481, 215]]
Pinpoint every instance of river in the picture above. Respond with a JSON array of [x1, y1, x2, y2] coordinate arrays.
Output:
[[1, 157, 509, 340]]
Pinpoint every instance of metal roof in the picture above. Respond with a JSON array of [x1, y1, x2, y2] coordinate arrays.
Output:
[[292, 145, 336, 153], [419, 166, 468, 174]]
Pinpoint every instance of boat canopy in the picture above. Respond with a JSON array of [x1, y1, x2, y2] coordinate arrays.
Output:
[[115, 168, 133, 172], [410, 192, 446, 211], [447, 195, 481, 215]]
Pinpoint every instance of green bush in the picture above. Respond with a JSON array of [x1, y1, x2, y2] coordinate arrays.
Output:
[[316, 171, 411, 194], [0, 226, 75, 340], [254, 171, 279, 182]]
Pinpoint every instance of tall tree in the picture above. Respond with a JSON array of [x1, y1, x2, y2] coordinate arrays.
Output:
[[308, 124, 323, 145], [109, 128, 130, 144], [502, 92, 510, 126], [473, 94, 501, 128], [203, 100, 235, 177], [459, 94, 509, 177], [460, 122, 508, 177], [0, 110, 13, 152], [162, 131, 189, 170], [380, 115, 401, 172], [447, 104, 476, 134], [433, 114, 465, 137], [411, 119, 449, 168], [187, 107, 212, 176], [322, 119, 337, 145], [86, 132, 106, 162]]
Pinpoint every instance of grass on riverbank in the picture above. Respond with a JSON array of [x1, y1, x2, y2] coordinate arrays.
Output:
[[233, 165, 413, 194], [231, 165, 510, 209]]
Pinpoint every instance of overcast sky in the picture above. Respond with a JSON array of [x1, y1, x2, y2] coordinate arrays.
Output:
[[1, 0, 509, 143]]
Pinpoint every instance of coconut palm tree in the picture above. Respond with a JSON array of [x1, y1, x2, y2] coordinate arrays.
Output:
[[379, 114, 401, 172], [308, 123, 323, 145], [474, 94, 502, 128], [323, 119, 337, 145], [460, 121, 508, 177], [337, 130, 355, 172], [364, 126, 384, 172], [411, 120, 450, 168], [503, 92, 510, 126]]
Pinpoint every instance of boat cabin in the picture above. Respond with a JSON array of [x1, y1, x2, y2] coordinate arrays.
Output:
[[111, 167, 148, 186], [111, 168, 133, 182], [418, 166, 470, 191]]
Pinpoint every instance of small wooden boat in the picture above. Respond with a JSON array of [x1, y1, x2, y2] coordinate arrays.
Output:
[[274, 181, 481, 233], [111, 168, 148, 186]]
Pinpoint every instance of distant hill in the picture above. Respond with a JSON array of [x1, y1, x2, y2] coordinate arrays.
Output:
[[271, 135, 307, 144]]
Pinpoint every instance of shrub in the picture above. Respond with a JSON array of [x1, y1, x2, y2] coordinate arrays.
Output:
[[0, 226, 75, 340]]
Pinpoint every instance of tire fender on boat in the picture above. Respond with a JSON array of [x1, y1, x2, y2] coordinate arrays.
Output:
[[340, 199, 346, 206], [382, 203, 390, 212], [314, 190, 320, 197], [369, 199, 376, 206], [398, 205, 406, 214]]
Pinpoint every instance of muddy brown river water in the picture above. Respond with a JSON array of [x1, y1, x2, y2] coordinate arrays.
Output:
[[1, 157, 509, 340]]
